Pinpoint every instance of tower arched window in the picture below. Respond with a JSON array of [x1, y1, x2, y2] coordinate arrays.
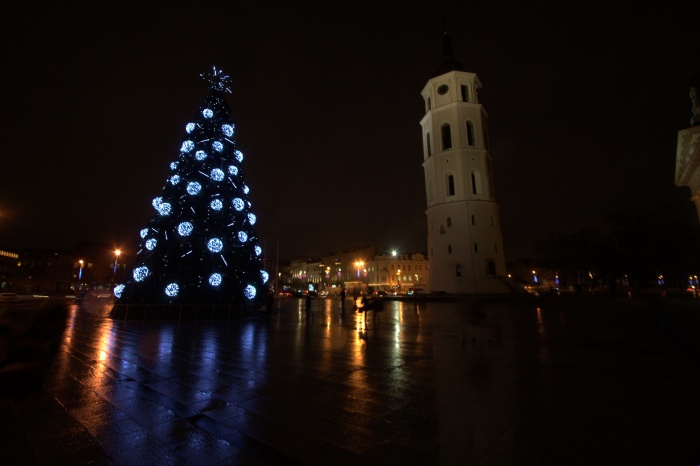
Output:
[[467, 121, 475, 147], [471, 170, 482, 195], [426, 133, 431, 156], [447, 174, 455, 196], [441, 124, 452, 150]]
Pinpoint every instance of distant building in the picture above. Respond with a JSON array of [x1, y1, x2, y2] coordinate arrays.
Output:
[[675, 81, 700, 220], [283, 246, 429, 294], [420, 32, 509, 294], [0, 248, 20, 291], [10, 249, 76, 294], [0, 243, 129, 295]]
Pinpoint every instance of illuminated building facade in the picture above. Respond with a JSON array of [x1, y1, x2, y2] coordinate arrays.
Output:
[[283, 247, 429, 294]]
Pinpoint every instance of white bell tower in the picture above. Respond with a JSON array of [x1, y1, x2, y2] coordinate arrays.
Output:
[[421, 32, 509, 294]]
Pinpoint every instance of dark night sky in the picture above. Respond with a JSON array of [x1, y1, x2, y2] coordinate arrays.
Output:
[[2, 2, 699, 263]]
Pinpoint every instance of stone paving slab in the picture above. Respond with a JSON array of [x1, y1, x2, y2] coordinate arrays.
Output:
[[1, 294, 700, 465]]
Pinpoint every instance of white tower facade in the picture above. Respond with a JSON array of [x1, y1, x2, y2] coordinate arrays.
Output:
[[421, 34, 509, 294], [675, 83, 700, 221]]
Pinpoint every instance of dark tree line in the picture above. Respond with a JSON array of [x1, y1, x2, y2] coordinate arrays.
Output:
[[534, 209, 700, 290]]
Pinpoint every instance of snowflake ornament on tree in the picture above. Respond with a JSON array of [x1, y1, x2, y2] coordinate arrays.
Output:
[[115, 67, 267, 307]]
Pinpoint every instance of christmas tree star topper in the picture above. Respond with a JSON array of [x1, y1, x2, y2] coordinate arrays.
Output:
[[200, 66, 232, 94]]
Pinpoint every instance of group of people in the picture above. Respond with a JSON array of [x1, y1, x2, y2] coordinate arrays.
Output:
[[302, 288, 384, 321]]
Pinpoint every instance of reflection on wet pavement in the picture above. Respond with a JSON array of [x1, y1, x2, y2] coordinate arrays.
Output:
[[2, 295, 700, 464]]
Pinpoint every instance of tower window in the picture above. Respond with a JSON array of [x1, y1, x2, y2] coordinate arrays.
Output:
[[487, 260, 496, 275], [471, 215, 475, 225], [441, 124, 452, 150], [456, 264, 462, 277], [467, 121, 475, 147], [474, 243, 478, 253], [447, 175, 455, 196], [461, 85, 468, 102], [447, 245, 452, 254], [471, 171, 482, 195], [426, 133, 431, 156], [447, 217, 452, 227]]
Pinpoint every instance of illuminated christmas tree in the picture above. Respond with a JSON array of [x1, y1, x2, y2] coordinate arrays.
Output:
[[114, 67, 268, 307]]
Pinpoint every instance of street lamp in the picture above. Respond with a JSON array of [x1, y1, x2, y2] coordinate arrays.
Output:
[[355, 261, 364, 279], [355, 261, 365, 294], [397, 269, 401, 293], [335, 259, 341, 286], [113, 249, 121, 286], [77, 259, 84, 292]]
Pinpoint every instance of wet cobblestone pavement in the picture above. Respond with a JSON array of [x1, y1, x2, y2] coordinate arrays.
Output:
[[2, 294, 700, 465]]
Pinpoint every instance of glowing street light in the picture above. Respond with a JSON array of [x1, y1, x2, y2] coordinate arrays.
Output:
[[355, 261, 364, 278], [113, 249, 121, 285], [74, 259, 84, 294], [335, 259, 342, 285]]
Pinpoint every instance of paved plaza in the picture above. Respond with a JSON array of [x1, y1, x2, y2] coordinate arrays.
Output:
[[1, 293, 700, 465]]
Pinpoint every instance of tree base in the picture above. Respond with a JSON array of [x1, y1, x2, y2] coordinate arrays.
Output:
[[109, 302, 262, 320]]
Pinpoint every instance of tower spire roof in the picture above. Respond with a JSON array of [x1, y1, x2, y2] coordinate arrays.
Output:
[[434, 30, 465, 77]]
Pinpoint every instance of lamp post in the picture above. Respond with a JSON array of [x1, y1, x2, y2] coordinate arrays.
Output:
[[334, 259, 341, 287], [77, 259, 83, 292], [532, 270, 539, 295], [113, 249, 121, 287], [355, 260, 365, 294], [396, 269, 401, 294], [355, 261, 364, 280]]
